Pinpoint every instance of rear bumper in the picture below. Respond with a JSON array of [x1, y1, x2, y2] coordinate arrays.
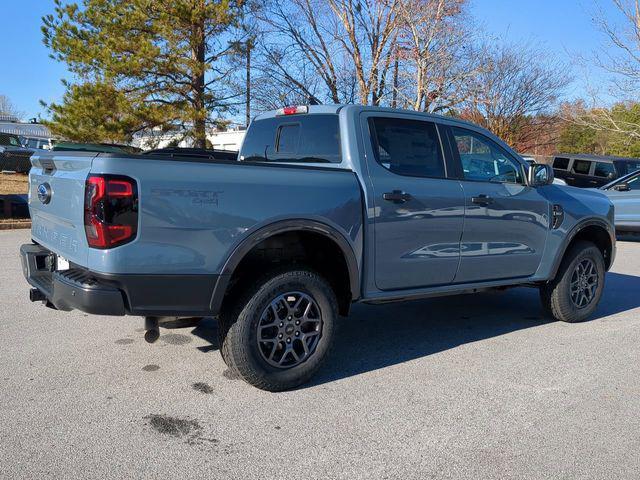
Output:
[[20, 243, 223, 317], [20, 243, 126, 315]]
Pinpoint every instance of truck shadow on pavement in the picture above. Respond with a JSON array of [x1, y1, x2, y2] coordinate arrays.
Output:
[[309, 271, 640, 387], [190, 272, 640, 387]]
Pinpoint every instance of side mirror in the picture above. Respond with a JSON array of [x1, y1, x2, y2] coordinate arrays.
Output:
[[528, 163, 554, 187], [613, 183, 631, 192]]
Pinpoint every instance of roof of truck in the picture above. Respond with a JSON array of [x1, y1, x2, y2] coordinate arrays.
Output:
[[253, 104, 485, 131]]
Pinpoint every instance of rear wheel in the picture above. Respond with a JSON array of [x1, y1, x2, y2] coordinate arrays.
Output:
[[540, 240, 605, 323], [218, 269, 336, 391]]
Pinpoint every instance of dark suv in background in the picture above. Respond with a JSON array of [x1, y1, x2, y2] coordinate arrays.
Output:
[[552, 154, 640, 188], [0, 133, 34, 173]]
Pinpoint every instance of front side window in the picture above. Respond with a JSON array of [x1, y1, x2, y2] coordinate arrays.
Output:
[[451, 127, 523, 184], [572, 160, 592, 175], [614, 160, 640, 176], [369, 117, 445, 178], [593, 162, 616, 179]]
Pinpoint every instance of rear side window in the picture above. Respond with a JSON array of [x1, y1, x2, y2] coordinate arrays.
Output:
[[593, 162, 616, 178], [240, 114, 341, 163], [368, 117, 445, 178], [553, 157, 570, 170], [572, 160, 592, 175]]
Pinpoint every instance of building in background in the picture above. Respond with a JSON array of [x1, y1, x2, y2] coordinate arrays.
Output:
[[132, 124, 247, 151], [208, 127, 246, 151], [0, 115, 53, 150]]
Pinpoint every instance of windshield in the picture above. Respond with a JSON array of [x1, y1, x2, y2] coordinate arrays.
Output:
[[0, 133, 23, 147], [602, 170, 640, 189]]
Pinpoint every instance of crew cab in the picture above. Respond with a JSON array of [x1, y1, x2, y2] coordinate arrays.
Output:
[[20, 105, 616, 391]]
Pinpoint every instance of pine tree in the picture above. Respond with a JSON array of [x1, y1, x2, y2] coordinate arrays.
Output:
[[42, 0, 243, 146]]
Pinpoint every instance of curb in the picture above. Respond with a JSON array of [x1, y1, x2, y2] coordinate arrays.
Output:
[[0, 220, 31, 230]]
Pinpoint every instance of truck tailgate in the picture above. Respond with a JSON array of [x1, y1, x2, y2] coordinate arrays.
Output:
[[28, 152, 97, 267]]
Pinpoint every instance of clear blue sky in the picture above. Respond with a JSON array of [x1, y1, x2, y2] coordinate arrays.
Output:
[[0, 0, 622, 120]]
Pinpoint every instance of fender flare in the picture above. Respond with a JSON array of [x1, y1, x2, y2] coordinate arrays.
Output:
[[209, 219, 361, 315], [549, 218, 615, 279]]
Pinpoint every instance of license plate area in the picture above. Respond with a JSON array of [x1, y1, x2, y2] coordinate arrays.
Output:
[[56, 255, 70, 271]]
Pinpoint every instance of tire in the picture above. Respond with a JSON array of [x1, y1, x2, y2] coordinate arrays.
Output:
[[218, 269, 337, 391], [540, 240, 605, 323]]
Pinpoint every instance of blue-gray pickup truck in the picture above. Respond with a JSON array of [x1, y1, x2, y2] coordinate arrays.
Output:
[[20, 105, 616, 391]]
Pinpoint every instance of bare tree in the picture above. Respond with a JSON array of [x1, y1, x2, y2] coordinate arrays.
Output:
[[253, 0, 399, 108], [459, 43, 570, 150], [567, 0, 640, 138], [327, 0, 399, 105], [0, 95, 24, 119], [395, 0, 477, 112]]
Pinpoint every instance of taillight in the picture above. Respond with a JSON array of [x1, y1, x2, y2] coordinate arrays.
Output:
[[84, 175, 138, 249]]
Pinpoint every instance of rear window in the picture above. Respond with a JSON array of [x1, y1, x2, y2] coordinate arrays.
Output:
[[572, 160, 592, 175], [240, 114, 341, 163], [553, 157, 570, 170], [0, 133, 22, 147]]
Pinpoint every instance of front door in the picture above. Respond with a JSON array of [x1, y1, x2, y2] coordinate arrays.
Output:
[[363, 114, 465, 290], [446, 126, 550, 283]]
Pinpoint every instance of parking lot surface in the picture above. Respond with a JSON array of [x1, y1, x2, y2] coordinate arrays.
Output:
[[1, 229, 640, 479]]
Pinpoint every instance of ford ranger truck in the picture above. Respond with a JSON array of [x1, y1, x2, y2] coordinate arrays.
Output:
[[20, 105, 616, 391]]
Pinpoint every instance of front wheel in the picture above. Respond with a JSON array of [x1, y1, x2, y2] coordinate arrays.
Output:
[[540, 240, 605, 323], [218, 269, 337, 391]]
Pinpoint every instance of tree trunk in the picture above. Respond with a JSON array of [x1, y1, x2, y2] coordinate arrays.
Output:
[[192, 15, 207, 149], [391, 53, 399, 109], [246, 42, 251, 127]]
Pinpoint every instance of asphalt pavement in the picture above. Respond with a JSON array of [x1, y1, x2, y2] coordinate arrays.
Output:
[[1, 229, 640, 479]]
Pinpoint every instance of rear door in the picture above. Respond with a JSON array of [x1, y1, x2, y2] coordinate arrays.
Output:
[[445, 126, 549, 283], [28, 152, 97, 267], [362, 113, 465, 290]]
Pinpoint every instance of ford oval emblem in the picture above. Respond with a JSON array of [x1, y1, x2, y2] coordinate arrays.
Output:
[[37, 183, 52, 204]]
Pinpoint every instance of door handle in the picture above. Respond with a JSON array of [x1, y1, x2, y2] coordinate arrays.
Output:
[[471, 194, 494, 206], [383, 190, 412, 203]]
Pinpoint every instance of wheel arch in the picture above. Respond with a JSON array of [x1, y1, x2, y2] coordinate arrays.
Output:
[[550, 219, 614, 279], [209, 219, 361, 317]]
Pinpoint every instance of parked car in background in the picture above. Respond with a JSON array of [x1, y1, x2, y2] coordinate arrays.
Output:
[[0, 133, 34, 173], [599, 169, 640, 233], [552, 154, 640, 188], [21, 105, 616, 391]]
